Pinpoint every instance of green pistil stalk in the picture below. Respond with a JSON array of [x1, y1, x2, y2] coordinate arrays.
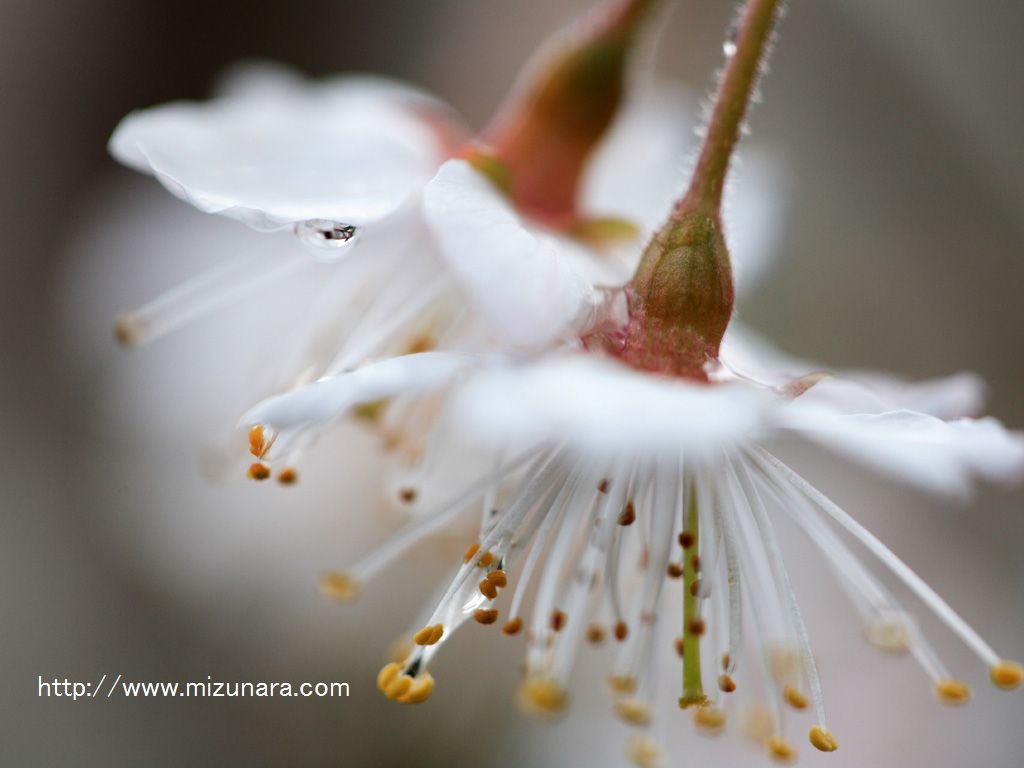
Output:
[[680, 481, 707, 708], [621, 0, 782, 379], [683, 0, 780, 213]]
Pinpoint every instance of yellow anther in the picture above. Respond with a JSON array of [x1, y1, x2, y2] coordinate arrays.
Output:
[[628, 734, 662, 768], [693, 705, 726, 732], [248, 425, 274, 459], [767, 736, 797, 763], [503, 617, 523, 635], [276, 467, 298, 485], [413, 624, 443, 646], [586, 623, 606, 644], [477, 550, 495, 568], [614, 698, 651, 726], [405, 335, 435, 354], [809, 726, 838, 752], [991, 660, 1023, 690], [376, 662, 401, 693], [247, 462, 271, 481], [608, 675, 637, 694], [317, 570, 360, 602], [783, 685, 808, 710], [474, 608, 499, 625], [935, 678, 971, 705], [398, 673, 435, 704], [518, 678, 568, 718], [718, 674, 736, 693], [384, 673, 412, 700], [463, 543, 481, 563]]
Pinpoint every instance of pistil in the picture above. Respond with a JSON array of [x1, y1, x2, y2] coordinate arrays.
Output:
[[680, 479, 707, 707]]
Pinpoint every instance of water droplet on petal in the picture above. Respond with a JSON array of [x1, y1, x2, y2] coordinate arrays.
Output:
[[294, 219, 359, 260]]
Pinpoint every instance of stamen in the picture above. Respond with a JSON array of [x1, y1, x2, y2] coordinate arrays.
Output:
[[474, 608, 499, 625], [587, 623, 606, 644], [614, 697, 652, 726], [991, 660, 1023, 690], [809, 726, 838, 753], [719, 674, 736, 693], [693, 705, 727, 733], [615, 621, 630, 641], [114, 252, 306, 346], [247, 463, 270, 481], [318, 570, 360, 602], [783, 685, 808, 710], [249, 425, 275, 459], [766, 736, 797, 763], [503, 617, 524, 635], [413, 624, 444, 646], [518, 677, 568, 718], [276, 467, 298, 485], [628, 734, 662, 768], [935, 678, 971, 705]]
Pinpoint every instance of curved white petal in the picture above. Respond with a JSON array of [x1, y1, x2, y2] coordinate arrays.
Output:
[[240, 351, 474, 434], [583, 80, 787, 295], [723, 324, 987, 418], [452, 354, 774, 458], [110, 74, 454, 230], [423, 159, 596, 348], [779, 405, 1024, 499]]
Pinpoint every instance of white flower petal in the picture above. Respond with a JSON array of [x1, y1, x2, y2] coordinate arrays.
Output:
[[779, 405, 1024, 498], [422, 159, 596, 348], [239, 351, 474, 433], [110, 74, 453, 230], [583, 80, 786, 295], [452, 355, 774, 458]]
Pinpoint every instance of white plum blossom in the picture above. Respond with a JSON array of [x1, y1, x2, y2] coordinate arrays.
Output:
[[234, 1, 1024, 764]]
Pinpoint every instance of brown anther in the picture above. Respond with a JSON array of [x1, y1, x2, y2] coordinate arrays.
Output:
[[398, 487, 418, 504], [687, 618, 706, 636], [666, 562, 684, 579], [991, 660, 1024, 690], [551, 610, 567, 632], [783, 685, 808, 710], [689, 579, 702, 597], [614, 620, 629, 641], [503, 617, 523, 635], [618, 500, 636, 526], [935, 678, 971, 705], [247, 462, 271, 481], [691, 554, 701, 571], [693, 705, 726, 732], [719, 674, 736, 693], [679, 531, 696, 549], [598, 478, 610, 493], [479, 579, 499, 600], [614, 697, 652, 726], [113, 313, 143, 346], [276, 467, 298, 485], [474, 608, 499, 625], [478, 550, 496, 568], [317, 570, 360, 602], [413, 623, 444, 646], [722, 652, 731, 670], [767, 736, 797, 763], [674, 637, 686, 658], [487, 570, 508, 588], [463, 543, 480, 563], [809, 726, 838, 753], [586, 623, 606, 644], [405, 335, 435, 354], [248, 425, 273, 459]]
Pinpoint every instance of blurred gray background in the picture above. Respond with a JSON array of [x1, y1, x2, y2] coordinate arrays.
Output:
[[2, 0, 1022, 766]]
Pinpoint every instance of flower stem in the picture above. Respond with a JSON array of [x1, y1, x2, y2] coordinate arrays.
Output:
[[680, 480, 707, 707], [682, 0, 781, 215]]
